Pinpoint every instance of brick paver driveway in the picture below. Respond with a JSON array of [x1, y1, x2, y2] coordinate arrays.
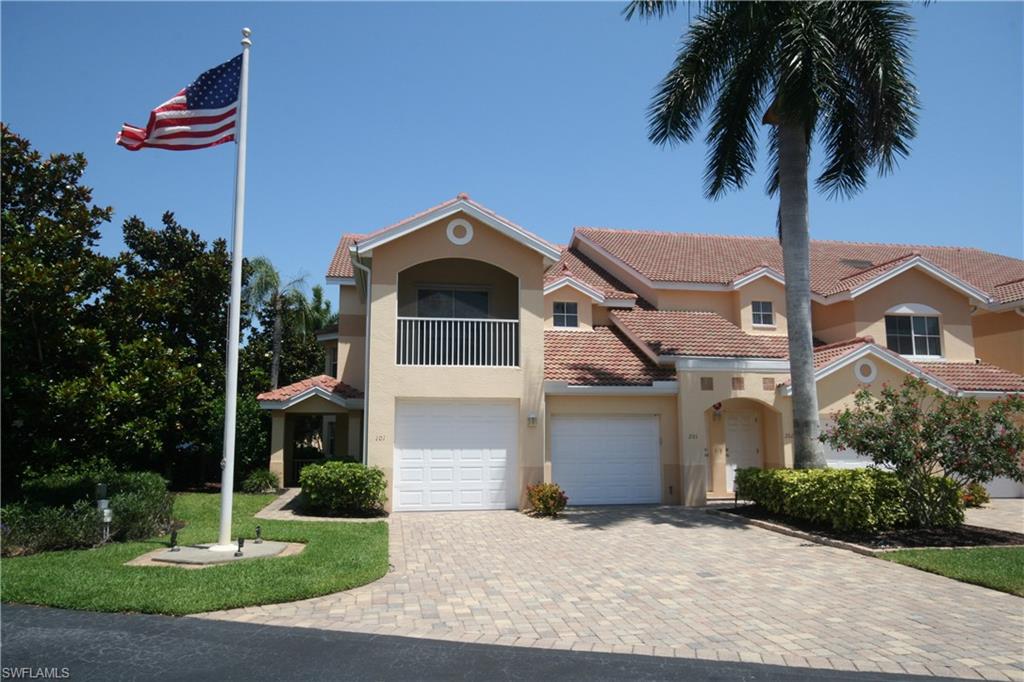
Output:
[[198, 508, 1024, 680], [966, 499, 1024, 535]]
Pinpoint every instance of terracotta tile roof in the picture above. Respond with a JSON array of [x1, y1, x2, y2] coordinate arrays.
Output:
[[575, 228, 1024, 304], [257, 375, 363, 402], [545, 248, 638, 301], [913, 362, 1024, 393], [811, 337, 873, 367], [326, 234, 363, 279], [611, 309, 789, 358], [544, 326, 675, 386]]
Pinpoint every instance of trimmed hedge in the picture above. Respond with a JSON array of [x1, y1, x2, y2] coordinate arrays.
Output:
[[299, 462, 387, 516], [734, 468, 963, 532], [2, 470, 174, 556]]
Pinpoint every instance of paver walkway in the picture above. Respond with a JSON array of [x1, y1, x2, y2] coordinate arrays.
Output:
[[197, 507, 1024, 680], [966, 500, 1024, 535]]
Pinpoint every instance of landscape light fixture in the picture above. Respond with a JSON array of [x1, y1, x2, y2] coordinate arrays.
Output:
[[170, 529, 179, 552], [96, 483, 112, 542], [235, 537, 245, 558], [254, 525, 262, 544]]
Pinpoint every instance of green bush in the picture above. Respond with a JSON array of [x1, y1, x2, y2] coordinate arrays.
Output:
[[735, 468, 963, 533], [299, 462, 387, 516], [961, 482, 991, 508], [2, 469, 174, 556], [526, 483, 569, 517], [241, 469, 280, 494]]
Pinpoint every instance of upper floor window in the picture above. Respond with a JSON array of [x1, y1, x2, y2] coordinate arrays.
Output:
[[885, 315, 941, 357], [417, 287, 488, 319], [328, 347, 338, 377], [553, 301, 579, 328], [752, 300, 774, 326]]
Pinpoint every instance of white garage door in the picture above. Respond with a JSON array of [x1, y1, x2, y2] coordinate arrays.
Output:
[[394, 401, 517, 511], [984, 477, 1024, 499], [551, 414, 661, 506]]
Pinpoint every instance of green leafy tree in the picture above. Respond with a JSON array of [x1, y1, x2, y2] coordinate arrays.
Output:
[[821, 377, 1024, 527], [243, 256, 309, 389], [1, 126, 116, 493], [306, 284, 336, 335], [626, 1, 919, 468]]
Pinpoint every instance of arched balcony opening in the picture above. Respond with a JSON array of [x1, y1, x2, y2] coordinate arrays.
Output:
[[396, 258, 520, 367]]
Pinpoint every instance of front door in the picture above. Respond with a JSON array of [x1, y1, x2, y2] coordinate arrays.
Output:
[[725, 409, 762, 492]]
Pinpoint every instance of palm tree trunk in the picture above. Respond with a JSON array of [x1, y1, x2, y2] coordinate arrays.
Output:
[[777, 122, 825, 469], [271, 295, 283, 390]]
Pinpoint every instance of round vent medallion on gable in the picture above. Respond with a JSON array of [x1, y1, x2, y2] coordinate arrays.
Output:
[[446, 219, 473, 246], [853, 358, 877, 384]]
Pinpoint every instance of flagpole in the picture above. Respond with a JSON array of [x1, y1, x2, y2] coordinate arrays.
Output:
[[213, 27, 252, 551]]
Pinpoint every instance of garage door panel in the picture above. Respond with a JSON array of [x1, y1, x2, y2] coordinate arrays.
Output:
[[394, 401, 517, 511], [552, 415, 661, 506]]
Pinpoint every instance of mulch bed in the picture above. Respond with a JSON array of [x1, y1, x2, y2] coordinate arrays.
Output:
[[721, 504, 1024, 549]]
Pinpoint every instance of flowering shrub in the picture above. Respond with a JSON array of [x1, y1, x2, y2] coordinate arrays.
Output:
[[735, 467, 962, 532], [821, 377, 1023, 528], [961, 482, 991, 508], [526, 483, 568, 517]]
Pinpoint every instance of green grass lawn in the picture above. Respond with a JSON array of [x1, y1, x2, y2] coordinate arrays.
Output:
[[0, 493, 389, 615], [882, 547, 1024, 597]]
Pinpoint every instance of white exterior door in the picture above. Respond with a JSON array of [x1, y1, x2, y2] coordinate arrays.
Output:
[[551, 415, 661, 505], [725, 410, 762, 492], [394, 400, 517, 511]]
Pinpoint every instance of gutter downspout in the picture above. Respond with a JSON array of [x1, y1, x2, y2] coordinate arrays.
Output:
[[352, 255, 372, 466]]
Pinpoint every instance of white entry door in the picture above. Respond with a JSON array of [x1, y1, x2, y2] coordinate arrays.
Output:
[[394, 400, 517, 511], [725, 410, 762, 492], [551, 414, 661, 505]]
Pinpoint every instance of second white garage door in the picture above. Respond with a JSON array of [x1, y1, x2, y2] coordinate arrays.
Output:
[[551, 414, 661, 506], [394, 400, 518, 511]]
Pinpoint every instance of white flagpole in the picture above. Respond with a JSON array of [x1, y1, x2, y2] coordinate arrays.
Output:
[[213, 27, 252, 550]]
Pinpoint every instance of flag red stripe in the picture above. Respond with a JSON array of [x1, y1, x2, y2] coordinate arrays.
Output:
[[150, 120, 235, 141], [152, 107, 236, 130]]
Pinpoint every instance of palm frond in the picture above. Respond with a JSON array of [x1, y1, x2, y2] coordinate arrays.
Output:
[[702, 6, 777, 197], [646, 2, 744, 147], [623, 0, 678, 22], [242, 256, 281, 315]]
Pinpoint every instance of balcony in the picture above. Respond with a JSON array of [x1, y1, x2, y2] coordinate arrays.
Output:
[[397, 317, 519, 367]]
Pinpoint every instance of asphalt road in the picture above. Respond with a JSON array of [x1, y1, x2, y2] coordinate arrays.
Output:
[[1, 604, 955, 681]]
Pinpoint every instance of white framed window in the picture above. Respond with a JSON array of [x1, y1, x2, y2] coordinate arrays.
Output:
[[885, 315, 941, 357], [553, 301, 579, 328], [328, 346, 338, 377], [417, 287, 489, 319], [752, 300, 774, 326]]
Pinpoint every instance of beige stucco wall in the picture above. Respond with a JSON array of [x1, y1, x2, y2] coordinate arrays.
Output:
[[736, 277, 788, 336], [337, 285, 367, 390], [396, 258, 519, 319], [658, 290, 736, 321], [544, 394, 680, 504], [853, 268, 976, 362], [364, 211, 547, 511], [973, 310, 1024, 374], [811, 299, 858, 344], [543, 285, 595, 331]]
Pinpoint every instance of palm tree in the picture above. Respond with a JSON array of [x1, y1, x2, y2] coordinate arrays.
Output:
[[626, 1, 918, 468], [244, 256, 309, 389]]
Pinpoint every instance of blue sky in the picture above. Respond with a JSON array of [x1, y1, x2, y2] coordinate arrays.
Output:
[[3, 2, 1022, 311]]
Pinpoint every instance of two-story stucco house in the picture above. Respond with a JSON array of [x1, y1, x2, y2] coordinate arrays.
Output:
[[256, 194, 1024, 509]]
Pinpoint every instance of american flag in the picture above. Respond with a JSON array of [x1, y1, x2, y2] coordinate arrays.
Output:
[[117, 54, 243, 151]]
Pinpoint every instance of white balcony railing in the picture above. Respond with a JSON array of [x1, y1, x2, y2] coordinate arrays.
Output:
[[397, 317, 519, 367]]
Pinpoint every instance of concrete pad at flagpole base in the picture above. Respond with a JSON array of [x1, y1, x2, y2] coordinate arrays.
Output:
[[148, 541, 294, 566]]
